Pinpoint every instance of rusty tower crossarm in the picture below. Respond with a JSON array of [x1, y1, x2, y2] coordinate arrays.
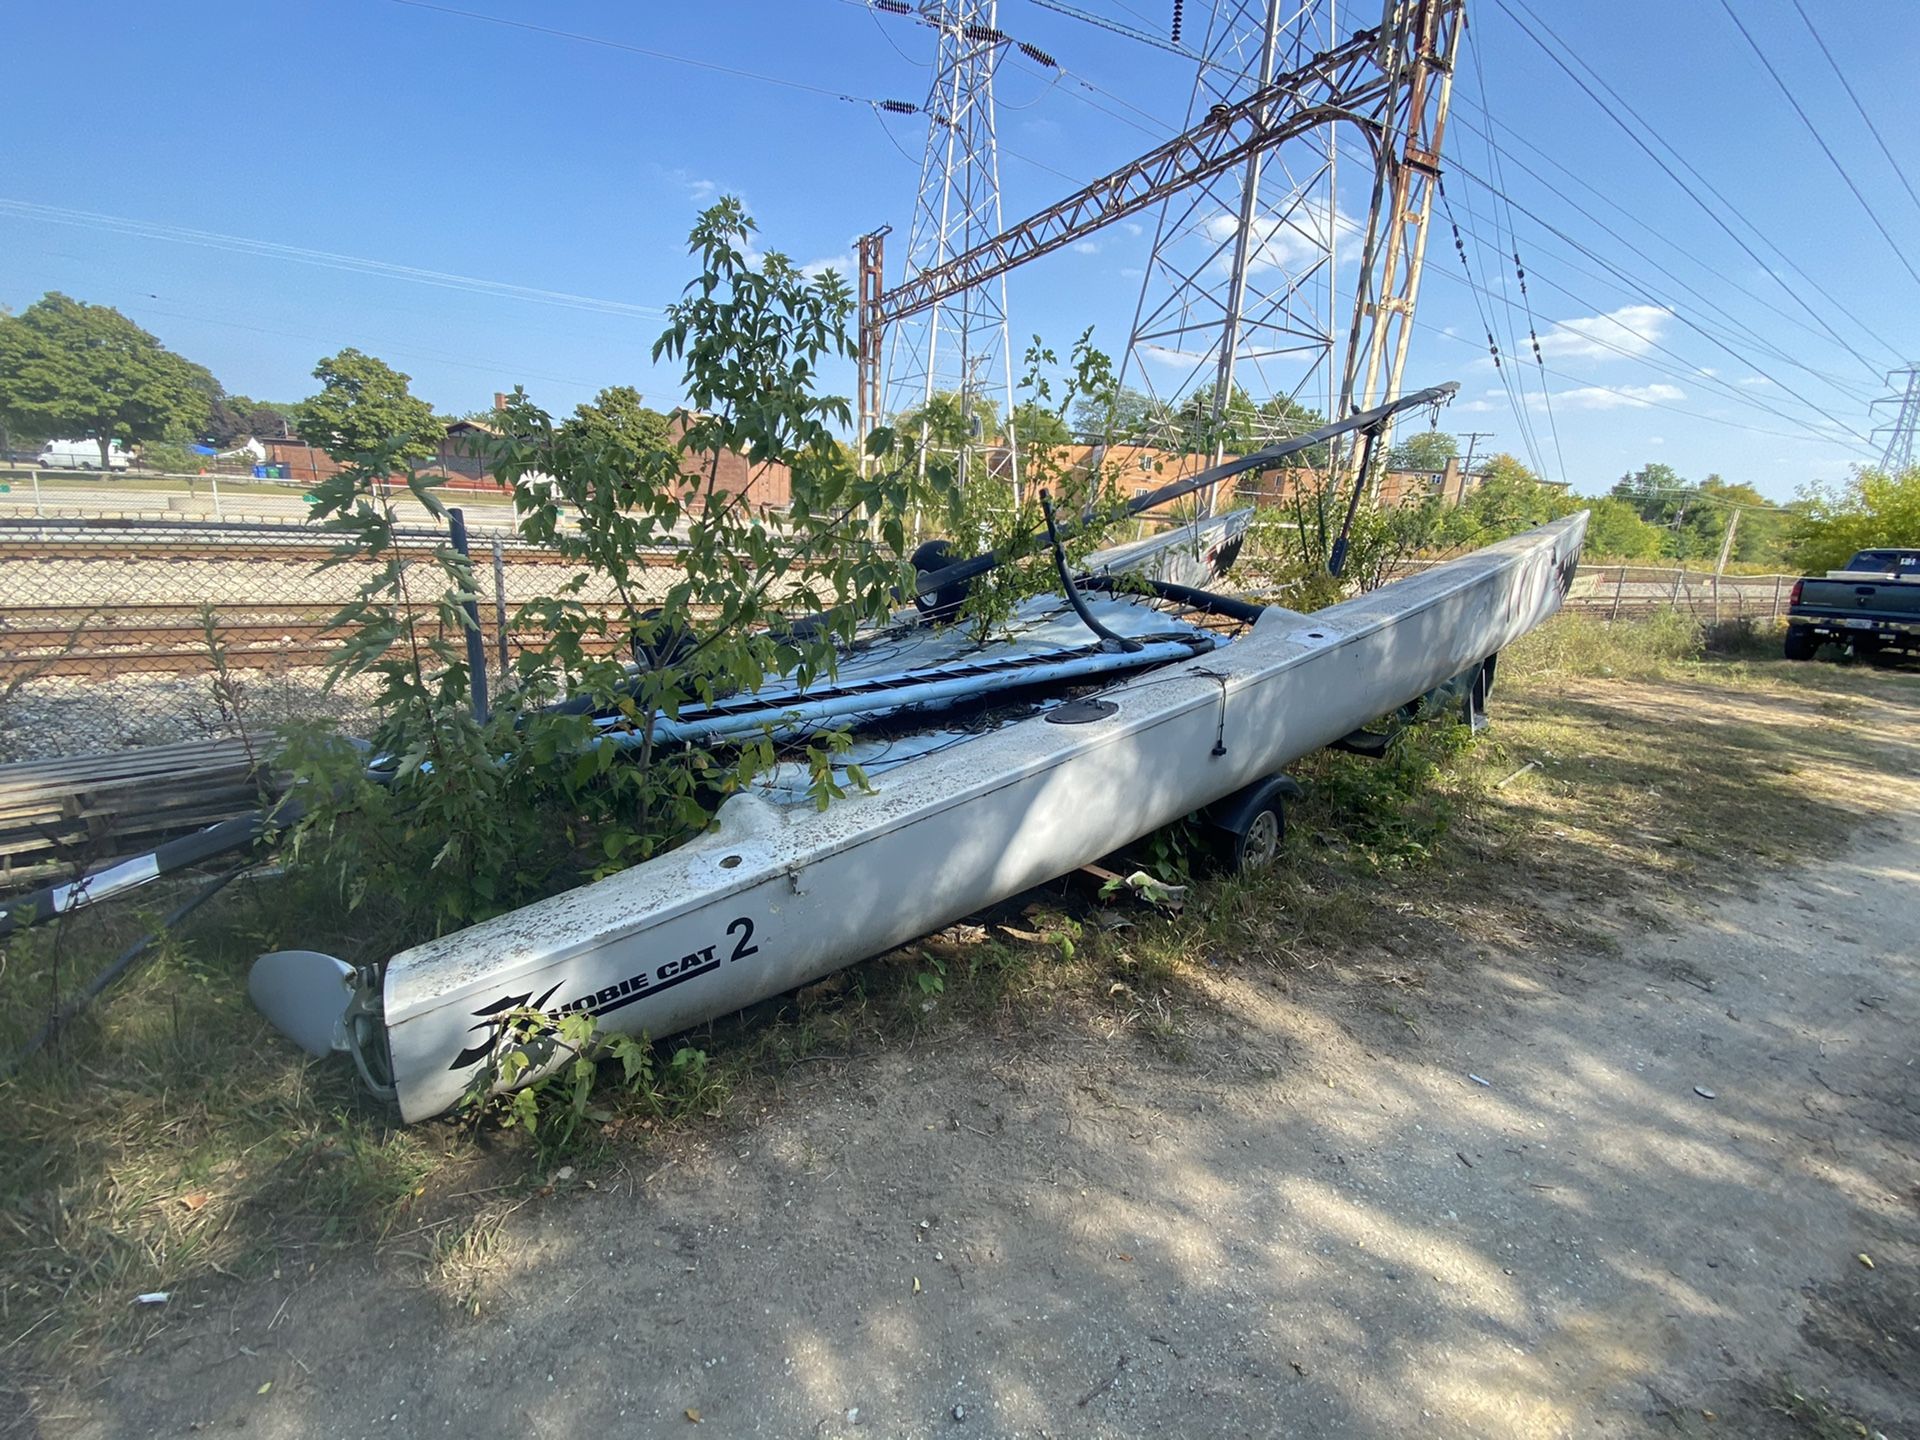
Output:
[[1338, 0, 1464, 472], [865, 26, 1388, 336]]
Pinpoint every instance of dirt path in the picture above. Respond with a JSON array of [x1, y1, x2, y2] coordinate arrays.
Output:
[[38, 708, 1917, 1438]]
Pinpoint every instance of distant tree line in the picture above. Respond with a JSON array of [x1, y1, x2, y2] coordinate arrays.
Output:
[[0, 291, 675, 473]]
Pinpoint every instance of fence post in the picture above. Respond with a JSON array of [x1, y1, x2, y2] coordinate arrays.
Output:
[[491, 534, 509, 685], [448, 508, 489, 723], [1610, 565, 1625, 620], [30, 467, 43, 519], [210, 473, 224, 522], [1771, 573, 1784, 620]]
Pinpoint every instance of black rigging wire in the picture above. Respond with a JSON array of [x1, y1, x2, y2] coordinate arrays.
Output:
[[1712, 0, 1920, 291], [1463, 16, 1563, 482]]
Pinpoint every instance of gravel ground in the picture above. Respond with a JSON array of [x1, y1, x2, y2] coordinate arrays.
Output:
[[0, 669, 380, 760]]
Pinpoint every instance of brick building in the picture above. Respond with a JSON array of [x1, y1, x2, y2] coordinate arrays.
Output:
[[264, 411, 794, 510]]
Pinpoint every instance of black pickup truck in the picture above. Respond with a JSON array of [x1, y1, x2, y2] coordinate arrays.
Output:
[[1784, 548, 1920, 661]]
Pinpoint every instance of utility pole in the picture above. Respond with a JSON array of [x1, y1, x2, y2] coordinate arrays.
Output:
[[1458, 430, 1494, 476], [1712, 509, 1740, 624], [855, 225, 890, 469], [1872, 362, 1920, 473]]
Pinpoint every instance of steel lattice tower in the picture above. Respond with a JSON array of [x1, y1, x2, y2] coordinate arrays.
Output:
[[1874, 363, 1920, 472], [883, 0, 1020, 493], [1120, 0, 1346, 459]]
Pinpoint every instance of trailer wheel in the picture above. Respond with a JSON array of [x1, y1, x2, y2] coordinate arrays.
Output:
[[1232, 802, 1284, 873], [1783, 626, 1819, 661], [1203, 775, 1295, 875]]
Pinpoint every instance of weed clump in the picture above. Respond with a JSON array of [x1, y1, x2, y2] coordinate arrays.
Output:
[[1505, 607, 1702, 680]]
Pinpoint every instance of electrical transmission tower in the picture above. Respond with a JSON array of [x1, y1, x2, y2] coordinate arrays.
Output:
[[1873, 363, 1920, 472], [1120, 0, 1347, 460], [882, 0, 1020, 494], [858, 3, 1462, 497]]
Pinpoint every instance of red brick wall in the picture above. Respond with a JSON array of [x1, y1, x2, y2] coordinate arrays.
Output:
[[266, 426, 795, 511]]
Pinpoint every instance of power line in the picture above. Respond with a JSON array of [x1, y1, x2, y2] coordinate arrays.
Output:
[[1488, 0, 1899, 372], [1416, 321, 1874, 455], [1463, 18, 1563, 482], [1788, 0, 1920, 222], [1712, 0, 1920, 291], [1436, 201, 1879, 445], [1445, 103, 1875, 396], [1440, 159, 1879, 447], [1436, 181, 1550, 480]]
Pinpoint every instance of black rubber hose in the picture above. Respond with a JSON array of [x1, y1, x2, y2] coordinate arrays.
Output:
[[1041, 492, 1141, 652], [1078, 575, 1268, 625]]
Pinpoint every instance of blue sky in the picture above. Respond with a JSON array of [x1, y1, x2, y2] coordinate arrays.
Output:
[[4, 0, 1917, 501]]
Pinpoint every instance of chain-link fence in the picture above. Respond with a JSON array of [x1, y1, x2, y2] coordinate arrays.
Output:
[[0, 515, 677, 762]]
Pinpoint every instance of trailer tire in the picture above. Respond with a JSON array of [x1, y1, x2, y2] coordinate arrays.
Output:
[[1782, 626, 1819, 662], [1203, 775, 1296, 875]]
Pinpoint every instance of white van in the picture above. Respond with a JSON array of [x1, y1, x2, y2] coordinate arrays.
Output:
[[38, 439, 133, 471]]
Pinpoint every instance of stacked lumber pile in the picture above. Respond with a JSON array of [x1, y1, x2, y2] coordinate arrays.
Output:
[[0, 737, 275, 889]]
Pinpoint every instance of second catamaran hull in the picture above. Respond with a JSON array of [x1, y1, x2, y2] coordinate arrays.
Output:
[[383, 513, 1586, 1120]]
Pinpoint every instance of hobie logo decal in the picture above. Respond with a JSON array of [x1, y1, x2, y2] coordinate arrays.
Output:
[[446, 915, 765, 1071], [449, 982, 564, 1069]]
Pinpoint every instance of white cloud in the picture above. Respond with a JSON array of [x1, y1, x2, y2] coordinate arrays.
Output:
[[1537, 303, 1672, 362], [1457, 397, 1498, 413], [799, 252, 854, 280], [1736, 375, 1772, 387], [1648, 435, 1666, 445], [1073, 241, 1100, 256], [1543, 381, 1685, 411], [685, 177, 718, 201], [1120, 266, 1144, 278], [1139, 342, 1211, 368], [1124, 222, 1144, 237], [1695, 366, 1718, 378], [1196, 197, 1363, 277]]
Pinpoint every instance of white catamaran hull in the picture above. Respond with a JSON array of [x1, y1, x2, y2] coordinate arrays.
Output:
[[383, 513, 1586, 1120]]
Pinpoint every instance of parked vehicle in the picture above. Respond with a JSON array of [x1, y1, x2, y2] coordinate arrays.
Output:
[[1783, 548, 1920, 661], [37, 438, 132, 471]]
